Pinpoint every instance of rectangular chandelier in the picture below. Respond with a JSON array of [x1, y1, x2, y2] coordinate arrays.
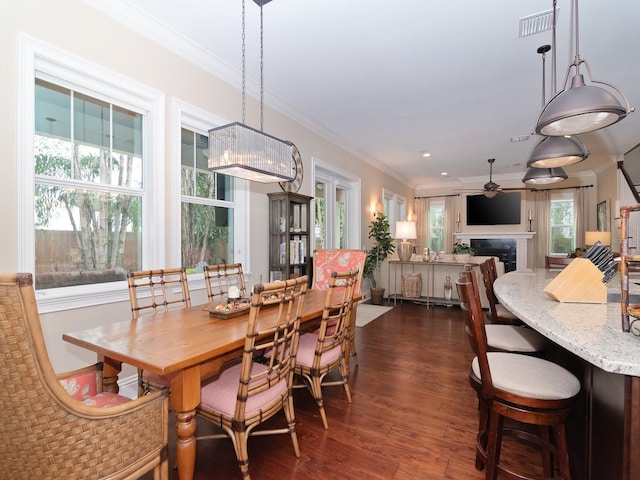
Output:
[[208, 122, 295, 183]]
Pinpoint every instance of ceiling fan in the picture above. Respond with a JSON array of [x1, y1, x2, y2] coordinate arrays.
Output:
[[459, 158, 529, 198]]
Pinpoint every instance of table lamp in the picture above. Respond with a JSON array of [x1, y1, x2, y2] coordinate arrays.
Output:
[[585, 231, 611, 248], [395, 221, 417, 262]]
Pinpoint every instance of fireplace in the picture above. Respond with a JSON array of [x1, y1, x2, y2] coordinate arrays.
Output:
[[455, 232, 534, 271], [471, 238, 517, 272]]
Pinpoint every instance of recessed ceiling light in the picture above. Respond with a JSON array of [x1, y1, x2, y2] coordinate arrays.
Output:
[[510, 135, 530, 143], [440, 172, 448, 176], [506, 163, 521, 167], [421, 151, 431, 158]]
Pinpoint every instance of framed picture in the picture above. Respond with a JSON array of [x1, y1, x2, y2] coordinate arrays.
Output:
[[597, 200, 610, 231]]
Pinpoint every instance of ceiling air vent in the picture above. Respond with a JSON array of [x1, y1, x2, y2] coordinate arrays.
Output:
[[519, 9, 556, 38]]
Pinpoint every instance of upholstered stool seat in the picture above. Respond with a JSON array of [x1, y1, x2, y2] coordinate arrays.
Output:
[[484, 325, 548, 353], [471, 352, 580, 400]]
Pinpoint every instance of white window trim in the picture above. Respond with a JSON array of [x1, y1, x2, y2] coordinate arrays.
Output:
[[18, 33, 165, 313], [382, 188, 407, 234], [312, 157, 361, 250], [171, 99, 250, 292]]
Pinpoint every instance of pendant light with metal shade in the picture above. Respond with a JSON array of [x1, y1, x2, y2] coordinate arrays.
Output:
[[528, 5, 588, 169], [534, 0, 634, 136], [527, 135, 588, 168], [522, 167, 568, 185]]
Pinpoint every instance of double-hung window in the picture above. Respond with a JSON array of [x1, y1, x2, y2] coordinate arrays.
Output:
[[175, 102, 250, 278], [180, 127, 234, 270], [550, 193, 575, 254], [20, 36, 164, 311]]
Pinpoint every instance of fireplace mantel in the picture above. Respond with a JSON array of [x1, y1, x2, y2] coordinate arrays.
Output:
[[455, 232, 535, 271]]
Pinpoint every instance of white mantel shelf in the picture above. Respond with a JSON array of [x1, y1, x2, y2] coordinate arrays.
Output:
[[455, 232, 535, 271]]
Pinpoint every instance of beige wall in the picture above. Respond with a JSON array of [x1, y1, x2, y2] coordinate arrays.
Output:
[[1, 0, 413, 372]]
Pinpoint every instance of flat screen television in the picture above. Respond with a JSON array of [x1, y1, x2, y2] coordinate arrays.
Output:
[[466, 192, 521, 225]]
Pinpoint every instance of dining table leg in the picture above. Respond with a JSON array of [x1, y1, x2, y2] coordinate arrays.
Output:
[[171, 366, 202, 480], [100, 355, 122, 393]]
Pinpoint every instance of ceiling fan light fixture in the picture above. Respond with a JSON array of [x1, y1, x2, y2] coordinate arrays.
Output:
[[483, 190, 498, 199], [527, 135, 588, 168], [522, 166, 568, 185]]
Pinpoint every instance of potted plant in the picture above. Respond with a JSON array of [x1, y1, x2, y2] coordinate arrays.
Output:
[[364, 211, 395, 305], [453, 242, 476, 263]]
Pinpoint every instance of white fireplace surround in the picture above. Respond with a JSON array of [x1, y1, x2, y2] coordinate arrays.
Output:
[[455, 232, 535, 271]]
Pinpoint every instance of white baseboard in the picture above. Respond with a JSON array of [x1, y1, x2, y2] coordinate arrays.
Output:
[[118, 373, 139, 399]]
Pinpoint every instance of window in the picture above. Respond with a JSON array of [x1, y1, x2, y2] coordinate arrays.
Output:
[[33, 78, 146, 290], [383, 189, 407, 226], [20, 36, 164, 311], [428, 200, 445, 253], [175, 101, 249, 280], [313, 161, 361, 250], [180, 127, 234, 270], [550, 193, 575, 254]]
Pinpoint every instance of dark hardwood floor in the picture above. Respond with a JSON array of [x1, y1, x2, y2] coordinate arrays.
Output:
[[159, 302, 542, 479]]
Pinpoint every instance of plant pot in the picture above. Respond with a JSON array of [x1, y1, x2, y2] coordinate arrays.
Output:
[[454, 253, 471, 263], [370, 287, 385, 305]]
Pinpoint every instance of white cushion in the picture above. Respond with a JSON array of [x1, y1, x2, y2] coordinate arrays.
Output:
[[485, 325, 547, 353], [296, 332, 341, 368], [472, 352, 580, 400], [200, 362, 286, 417], [495, 303, 519, 320]]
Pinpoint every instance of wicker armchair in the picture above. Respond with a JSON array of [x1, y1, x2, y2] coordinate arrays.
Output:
[[0, 273, 169, 480]]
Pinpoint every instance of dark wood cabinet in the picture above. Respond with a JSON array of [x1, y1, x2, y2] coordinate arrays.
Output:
[[267, 192, 312, 283]]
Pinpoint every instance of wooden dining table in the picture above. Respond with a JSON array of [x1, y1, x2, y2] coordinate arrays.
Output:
[[63, 289, 361, 480]]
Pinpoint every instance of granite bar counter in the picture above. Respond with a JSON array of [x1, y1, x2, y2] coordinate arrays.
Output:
[[494, 269, 640, 376], [494, 269, 640, 480]]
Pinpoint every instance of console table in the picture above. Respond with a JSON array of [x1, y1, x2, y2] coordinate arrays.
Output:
[[388, 261, 486, 307], [387, 259, 497, 308]]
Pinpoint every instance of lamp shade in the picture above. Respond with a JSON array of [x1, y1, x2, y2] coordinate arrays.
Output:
[[522, 167, 568, 185], [535, 74, 628, 136], [395, 221, 417, 240], [585, 231, 611, 247], [208, 122, 295, 183], [527, 135, 589, 168]]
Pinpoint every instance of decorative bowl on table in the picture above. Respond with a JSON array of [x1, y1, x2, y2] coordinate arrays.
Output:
[[206, 298, 250, 319]]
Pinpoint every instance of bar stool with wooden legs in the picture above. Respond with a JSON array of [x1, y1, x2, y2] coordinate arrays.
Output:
[[480, 258, 522, 325], [456, 276, 580, 480], [461, 271, 548, 355]]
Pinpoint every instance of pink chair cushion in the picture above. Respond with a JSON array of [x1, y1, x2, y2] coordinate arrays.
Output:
[[295, 332, 342, 368], [200, 362, 287, 418]]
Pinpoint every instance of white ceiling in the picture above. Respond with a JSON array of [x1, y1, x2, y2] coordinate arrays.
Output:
[[91, 0, 640, 190]]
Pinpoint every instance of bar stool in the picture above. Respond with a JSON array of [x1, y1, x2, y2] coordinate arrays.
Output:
[[460, 271, 548, 355], [457, 276, 580, 480]]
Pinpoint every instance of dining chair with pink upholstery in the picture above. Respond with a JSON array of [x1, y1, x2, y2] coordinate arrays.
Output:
[[196, 276, 308, 480], [203, 263, 248, 304], [0, 273, 169, 480], [294, 269, 359, 429], [312, 249, 366, 365], [127, 267, 191, 395]]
